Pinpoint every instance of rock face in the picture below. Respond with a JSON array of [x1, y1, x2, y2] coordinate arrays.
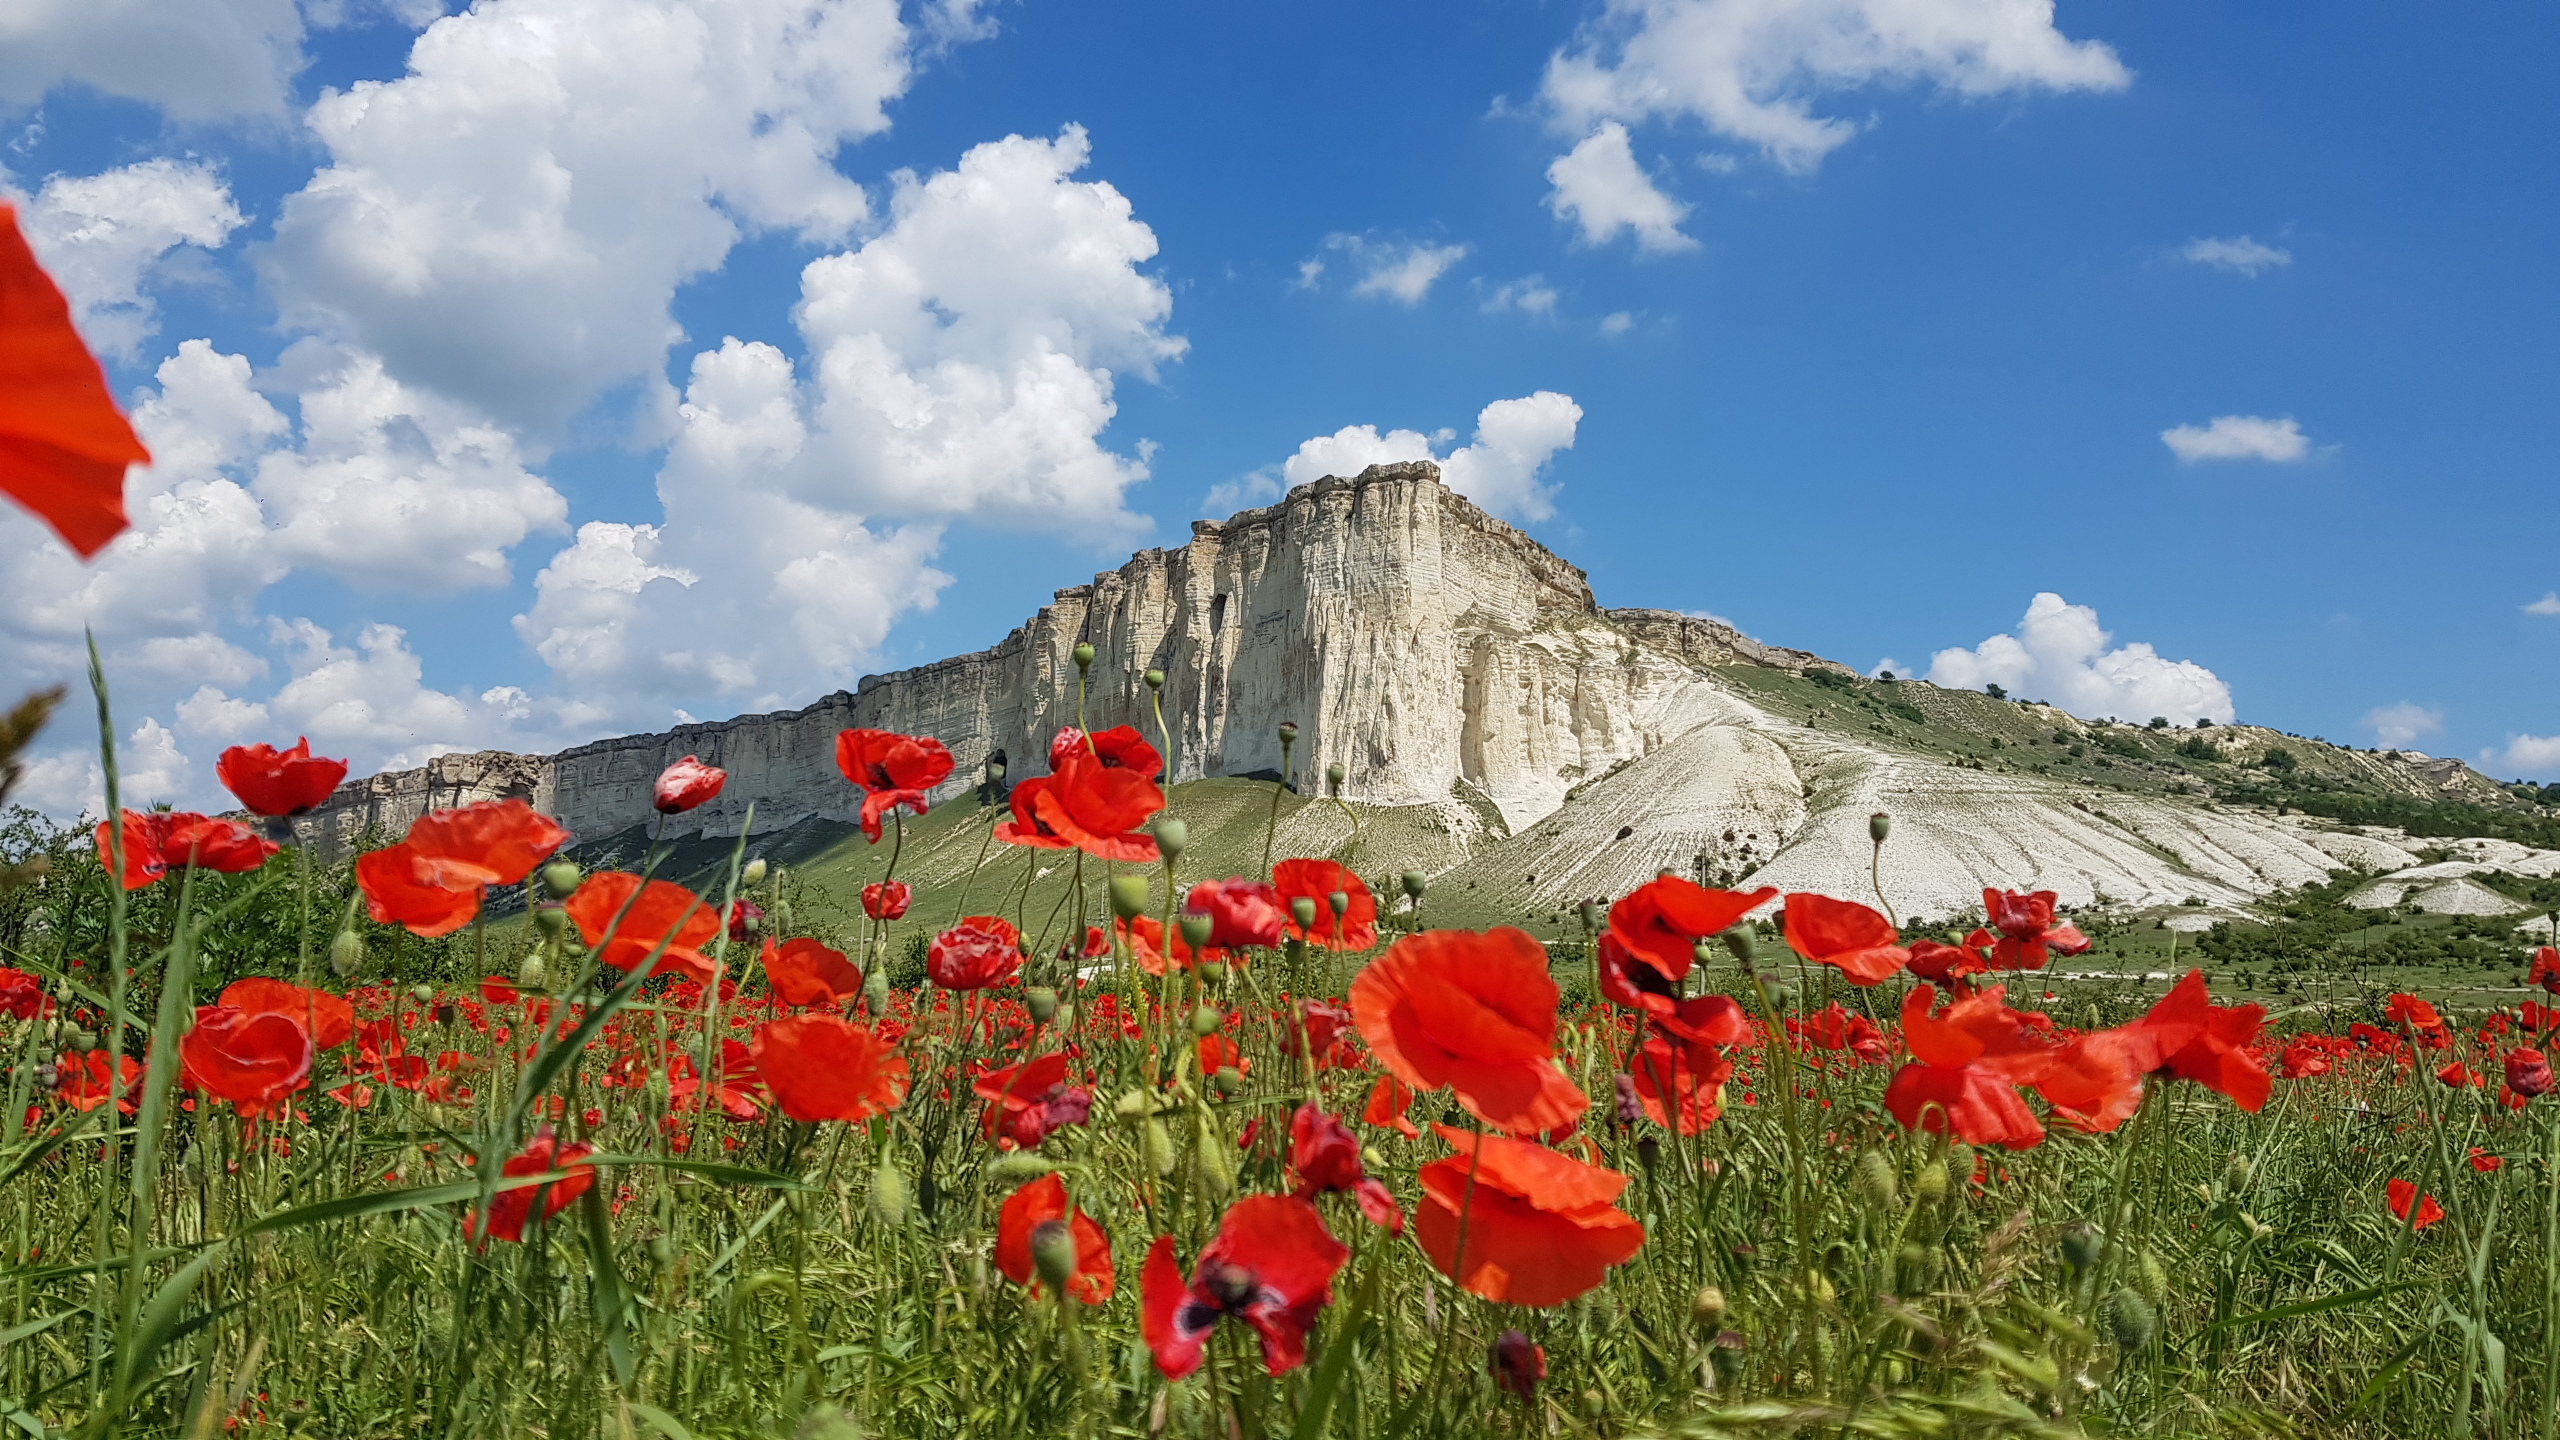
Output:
[[306, 462, 1847, 848], [304, 460, 2542, 922]]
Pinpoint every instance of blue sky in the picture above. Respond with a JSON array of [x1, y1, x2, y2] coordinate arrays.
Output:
[[4, 0, 2555, 812]]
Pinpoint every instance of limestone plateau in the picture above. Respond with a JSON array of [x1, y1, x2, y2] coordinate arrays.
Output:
[[306, 461, 2556, 921]]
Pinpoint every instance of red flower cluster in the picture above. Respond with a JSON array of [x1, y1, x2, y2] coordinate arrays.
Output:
[[835, 729, 955, 842], [95, 811, 277, 891]]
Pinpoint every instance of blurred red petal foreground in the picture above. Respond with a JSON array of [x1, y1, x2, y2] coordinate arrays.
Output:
[[0, 203, 150, 558]]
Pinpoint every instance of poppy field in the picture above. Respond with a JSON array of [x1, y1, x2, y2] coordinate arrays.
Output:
[[3, 688, 2559, 1440]]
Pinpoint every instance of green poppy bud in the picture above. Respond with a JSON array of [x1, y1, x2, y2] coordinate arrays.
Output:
[[1109, 874, 1151, 920], [1852, 1150, 1897, 1211], [1577, 900, 1599, 932], [2103, 1289, 2158, 1351], [1190, 1005, 1224, 1038], [2223, 1154, 2253, 1195], [1151, 816, 1187, 861], [1913, 1160, 1950, 1207], [2061, 1222, 2103, 1274], [1692, 1285, 1727, 1332], [1197, 1121, 1236, 1196], [988, 1152, 1056, 1186], [1401, 871, 1427, 900], [1635, 1135, 1660, 1177], [870, 1158, 911, 1227], [1290, 896, 1318, 930], [1197, 959, 1228, 983], [328, 929, 366, 979], [1692, 939, 1715, 967], [861, 968, 890, 1014], [1179, 912, 1214, 950], [742, 858, 768, 887], [1869, 811, 1892, 845], [1212, 1068, 1242, 1098], [533, 904, 568, 937], [1278, 721, 1298, 747], [1144, 668, 1165, 690], [1115, 1087, 1156, 1121], [1721, 926, 1755, 963], [1362, 1146, 1388, 1171], [1328, 889, 1349, 918], [1326, 762, 1345, 796], [410, 984, 435, 1005], [515, 956, 547, 991], [1073, 641, 1096, 670], [1144, 1118, 1176, 1177], [989, 759, 1007, 782], [538, 860, 582, 899], [1025, 987, 1059, 1024], [648, 1235, 675, 1268], [1030, 1218, 1078, 1290]]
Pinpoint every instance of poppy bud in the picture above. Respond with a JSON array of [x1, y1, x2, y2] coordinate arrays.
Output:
[[1197, 1121, 1237, 1196], [1852, 1150, 1897, 1211], [861, 968, 890, 1014], [1190, 1005, 1224, 1038], [870, 1158, 911, 1227], [1693, 939, 1716, 968], [517, 956, 547, 990], [1025, 987, 1059, 1024], [2138, 1251, 2169, 1306], [328, 929, 365, 979], [1212, 1068, 1242, 1098], [1722, 927, 1755, 964], [1401, 871, 1426, 900], [1073, 641, 1095, 670], [539, 861, 582, 899], [1490, 1330, 1545, 1402], [1691, 1285, 1727, 1332], [1114, 1087, 1156, 1121], [1278, 721, 1298, 747], [1290, 896, 1319, 931], [533, 904, 568, 937], [1151, 816, 1187, 861], [1362, 1146, 1387, 1171], [71, 1030, 97, 1052], [742, 858, 768, 886], [1869, 811, 1891, 845], [647, 1234, 675, 1268], [1328, 889, 1349, 919], [1144, 1118, 1175, 1177], [1635, 1135, 1659, 1176], [1913, 1159, 1950, 1207], [1758, 975, 1796, 1011], [1197, 959, 1228, 983], [1576, 900, 1598, 932], [2223, 1154, 2254, 1195], [989, 760, 1007, 782], [1109, 874, 1150, 920], [1179, 912, 1215, 950], [1144, 668, 1165, 690], [1030, 1217, 1079, 1291], [1326, 762, 1345, 796], [432, 1003, 456, 1026], [410, 984, 434, 1004], [988, 1153, 1056, 1186], [2061, 1222, 2103, 1274], [771, 900, 793, 933], [2103, 1288, 2158, 1351]]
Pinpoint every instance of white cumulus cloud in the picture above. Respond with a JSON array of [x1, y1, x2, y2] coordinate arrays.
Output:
[[2363, 703, 2442, 750], [0, 0, 306, 120], [2524, 592, 2560, 617], [2161, 414, 2311, 464], [1479, 275, 1560, 315], [1923, 593, 2234, 725], [1542, 0, 2130, 175], [13, 158, 246, 358], [1248, 391, 1584, 524], [1545, 123, 1696, 252], [2488, 735, 2560, 778], [262, 0, 949, 436], [1318, 234, 1470, 305], [2181, 235, 2291, 276]]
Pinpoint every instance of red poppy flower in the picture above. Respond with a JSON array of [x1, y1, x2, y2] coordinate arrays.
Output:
[[750, 1015, 909, 1123], [1631, 1032, 1733, 1136], [1270, 859, 1379, 951], [1350, 927, 1588, 1137], [2507, 1045, 2554, 1100], [1417, 1124, 1645, 1307], [1981, 889, 2090, 971], [472, 1127, 596, 1243], [58, 1051, 140, 1113], [1906, 937, 1989, 987], [1282, 998, 1359, 1068], [2530, 946, 2560, 996], [670, 1038, 765, 1120], [2385, 1178, 2444, 1232], [995, 1172, 1115, 1303], [1026, 749, 1164, 862], [2102, 970, 2271, 1112], [2278, 1035, 2337, 1078], [725, 899, 764, 943], [1883, 984, 2056, 1150], [653, 755, 726, 814], [1142, 1195, 1348, 1379], [354, 844, 478, 937], [1800, 1002, 1889, 1063], [861, 880, 911, 921], [181, 1005, 314, 1117], [835, 728, 955, 842], [1364, 1072, 1418, 1138], [219, 977, 355, 1050], [1491, 1330, 1547, 1403], [2436, 1061, 2479, 1089], [1186, 878, 1285, 950], [405, 800, 568, 890], [763, 937, 864, 1007], [2384, 993, 2443, 1031], [216, 738, 348, 818], [565, 873, 722, 983], [0, 201, 151, 557], [1607, 877, 1775, 982], [1118, 912, 1225, 976], [0, 967, 44, 1021], [929, 916, 1023, 990], [990, 776, 1074, 851], [2469, 1147, 2504, 1174], [1049, 723, 1163, 779], [1290, 1102, 1403, 1231], [96, 811, 277, 890], [2034, 1033, 2144, 1133], [975, 1052, 1090, 1148], [1782, 894, 1911, 986]]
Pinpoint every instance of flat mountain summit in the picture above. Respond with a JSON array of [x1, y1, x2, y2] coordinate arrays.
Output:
[[312, 462, 2558, 924]]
